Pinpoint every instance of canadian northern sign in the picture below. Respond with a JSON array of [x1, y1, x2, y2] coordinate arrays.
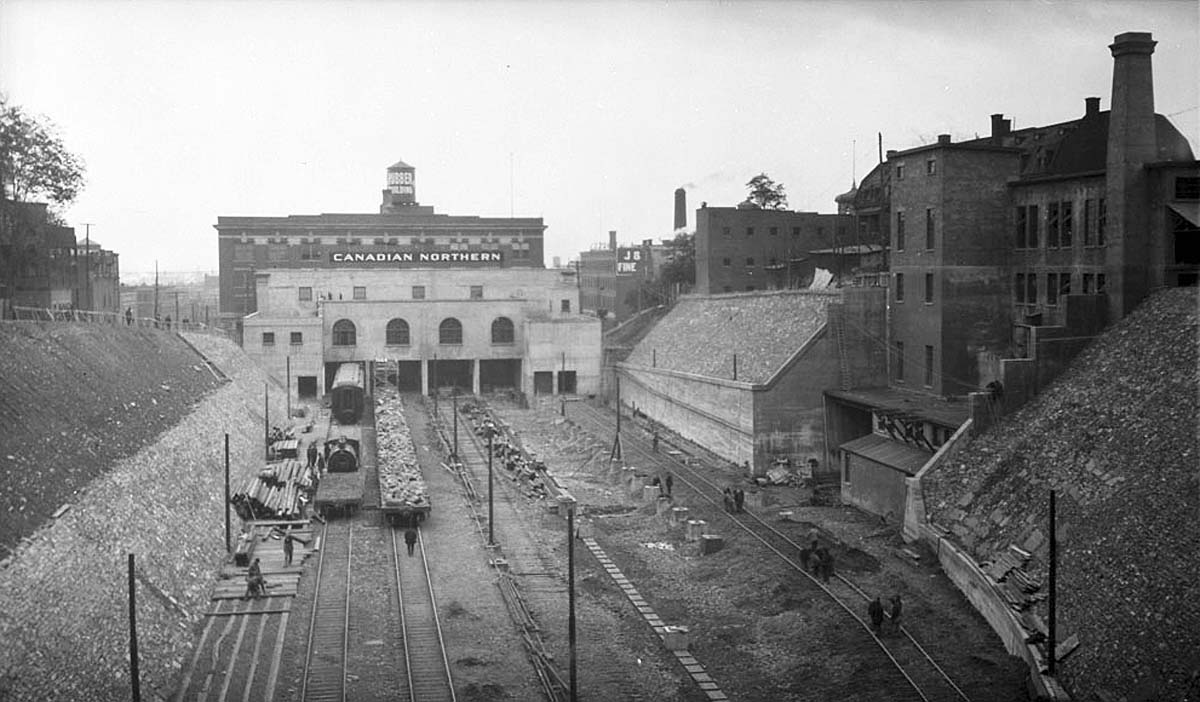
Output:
[[329, 250, 504, 266]]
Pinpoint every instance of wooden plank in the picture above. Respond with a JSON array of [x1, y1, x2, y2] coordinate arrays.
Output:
[[204, 607, 292, 617], [1055, 633, 1080, 661]]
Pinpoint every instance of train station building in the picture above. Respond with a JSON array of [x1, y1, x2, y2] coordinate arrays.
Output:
[[215, 160, 602, 400]]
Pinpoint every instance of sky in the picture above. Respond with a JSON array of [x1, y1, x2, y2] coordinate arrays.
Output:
[[2, 0, 1197, 282]]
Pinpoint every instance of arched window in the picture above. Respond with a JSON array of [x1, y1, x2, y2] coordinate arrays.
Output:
[[332, 319, 356, 346], [491, 316, 515, 344], [439, 317, 463, 345], [385, 318, 410, 346]]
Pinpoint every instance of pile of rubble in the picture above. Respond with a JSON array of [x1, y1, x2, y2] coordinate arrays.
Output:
[[924, 287, 1200, 700]]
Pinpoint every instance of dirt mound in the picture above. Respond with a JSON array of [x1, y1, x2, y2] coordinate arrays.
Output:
[[0, 322, 225, 558], [925, 287, 1200, 701]]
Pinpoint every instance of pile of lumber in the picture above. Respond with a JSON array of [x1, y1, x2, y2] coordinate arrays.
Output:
[[231, 459, 316, 520]]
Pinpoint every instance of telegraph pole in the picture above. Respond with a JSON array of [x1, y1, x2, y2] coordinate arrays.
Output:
[[81, 223, 94, 311], [609, 374, 623, 462]]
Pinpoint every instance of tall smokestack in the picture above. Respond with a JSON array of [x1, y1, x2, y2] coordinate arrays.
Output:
[[1106, 31, 1157, 316], [608, 230, 617, 251], [674, 188, 687, 231]]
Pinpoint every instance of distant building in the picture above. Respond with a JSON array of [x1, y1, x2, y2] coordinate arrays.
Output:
[[214, 161, 546, 335], [577, 230, 672, 322], [0, 201, 120, 315], [694, 204, 849, 293], [120, 274, 220, 325], [216, 160, 601, 400], [824, 31, 1199, 523]]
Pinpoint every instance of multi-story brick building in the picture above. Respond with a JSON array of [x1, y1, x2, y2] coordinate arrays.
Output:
[[577, 230, 672, 322], [694, 204, 849, 293], [214, 161, 546, 336], [825, 31, 1198, 523]]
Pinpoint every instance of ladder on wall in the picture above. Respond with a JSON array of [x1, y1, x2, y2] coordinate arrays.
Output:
[[831, 305, 852, 391]]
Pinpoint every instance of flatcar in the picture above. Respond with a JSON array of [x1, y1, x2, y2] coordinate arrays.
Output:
[[325, 425, 361, 473], [330, 362, 365, 425]]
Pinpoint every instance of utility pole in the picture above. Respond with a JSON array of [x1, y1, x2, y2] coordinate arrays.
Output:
[[81, 223, 94, 311], [286, 356, 292, 420], [486, 421, 496, 546], [153, 261, 159, 321], [609, 374, 623, 462], [128, 553, 141, 702], [224, 433, 231, 553], [174, 291, 179, 329], [566, 496, 578, 702], [1048, 489, 1058, 675], [452, 388, 459, 462]]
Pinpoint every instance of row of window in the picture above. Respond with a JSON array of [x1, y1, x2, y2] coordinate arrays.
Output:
[[235, 243, 534, 263], [721, 225, 828, 238], [893, 208, 937, 252], [298, 285, 486, 302], [1014, 271, 1106, 305], [894, 157, 937, 181], [262, 331, 303, 346], [1014, 198, 1107, 249], [893, 272, 935, 304], [720, 257, 792, 268], [328, 316, 517, 347], [893, 341, 935, 387]]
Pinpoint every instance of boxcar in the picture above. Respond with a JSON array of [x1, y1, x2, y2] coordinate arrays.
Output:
[[330, 362, 365, 424]]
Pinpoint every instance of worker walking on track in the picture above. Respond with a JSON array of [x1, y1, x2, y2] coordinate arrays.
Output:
[[868, 595, 885, 634], [405, 527, 418, 556], [889, 594, 903, 633], [283, 534, 295, 567]]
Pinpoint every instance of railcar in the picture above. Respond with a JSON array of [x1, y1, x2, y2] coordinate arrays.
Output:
[[330, 362, 365, 424]]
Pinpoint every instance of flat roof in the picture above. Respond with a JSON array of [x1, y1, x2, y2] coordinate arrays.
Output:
[[825, 386, 969, 428]]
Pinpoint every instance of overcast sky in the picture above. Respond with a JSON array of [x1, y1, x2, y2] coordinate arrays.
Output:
[[2, 0, 1197, 281]]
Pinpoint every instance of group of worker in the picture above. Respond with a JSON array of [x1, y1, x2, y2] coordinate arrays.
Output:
[[868, 593, 904, 636], [243, 533, 302, 599]]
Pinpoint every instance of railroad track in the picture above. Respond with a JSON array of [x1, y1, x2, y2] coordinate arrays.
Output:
[[301, 520, 352, 702], [567, 401, 972, 702], [389, 523, 456, 701]]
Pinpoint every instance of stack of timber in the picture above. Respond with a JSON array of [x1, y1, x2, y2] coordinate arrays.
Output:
[[375, 388, 431, 519], [985, 544, 1047, 612], [231, 459, 315, 520]]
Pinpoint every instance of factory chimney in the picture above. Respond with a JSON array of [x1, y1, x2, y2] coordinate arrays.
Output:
[[1106, 31, 1157, 316], [608, 230, 617, 251], [674, 188, 687, 231]]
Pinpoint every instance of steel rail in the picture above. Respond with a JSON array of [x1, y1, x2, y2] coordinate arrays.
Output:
[[570, 401, 972, 702]]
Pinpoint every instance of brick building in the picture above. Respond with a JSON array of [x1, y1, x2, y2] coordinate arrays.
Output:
[[694, 203, 848, 293], [825, 31, 1198, 522], [577, 230, 672, 322], [214, 161, 546, 336]]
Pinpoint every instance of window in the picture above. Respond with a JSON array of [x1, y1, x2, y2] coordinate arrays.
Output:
[[745, 257, 755, 267], [896, 163, 905, 180], [439, 318, 463, 345], [234, 244, 255, 263], [1084, 199, 1096, 246], [299, 286, 312, 302], [470, 285, 483, 300], [1016, 273, 1027, 303], [332, 319, 356, 346], [723, 286, 732, 293], [924, 272, 934, 303], [895, 273, 905, 302], [353, 286, 366, 300], [896, 211, 906, 250], [1097, 273, 1106, 292], [1015, 207, 1028, 248], [491, 316, 515, 344], [1047, 202, 1061, 248], [925, 208, 935, 250], [561, 299, 571, 312], [924, 345, 934, 387], [386, 318, 410, 345], [1176, 176, 1200, 200], [262, 332, 275, 346], [722, 257, 732, 267], [926, 158, 937, 175], [769, 226, 778, 236], [412, 285, 426, 300], [290, 331, 302, 345], [745, 285, 756, 291], [1047, 273, 1060, 305], [722, 227, 731, 238], [1059, 272, 1071, 299], [895, 340, 905, 381], [1083, 273, 1095, 294], [1097, 198, 1106, 245], [792, 227, 801, 237], [746, 227, 755, 237], [1027, 273, 1038, 303], [1061, 201, 1073, 247]]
